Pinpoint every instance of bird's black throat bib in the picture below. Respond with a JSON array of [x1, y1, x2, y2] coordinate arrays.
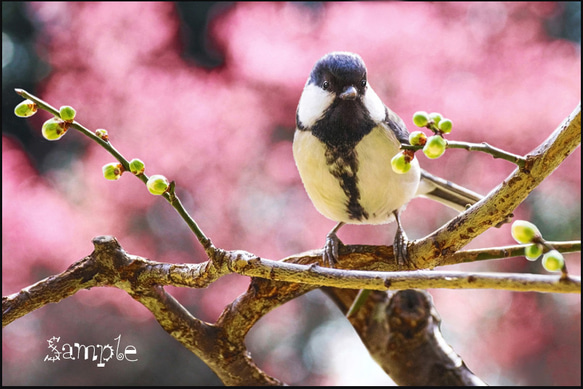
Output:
[[310, 99, 376, 149]]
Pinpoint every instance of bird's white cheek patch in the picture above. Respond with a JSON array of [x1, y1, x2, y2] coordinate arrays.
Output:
[[362, 86, 386, 122], [297, 84, 335, 128]]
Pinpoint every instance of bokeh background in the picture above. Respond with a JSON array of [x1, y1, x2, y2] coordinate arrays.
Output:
[[2, 2, 581, 385]]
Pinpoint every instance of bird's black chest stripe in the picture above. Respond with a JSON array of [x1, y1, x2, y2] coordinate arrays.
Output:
[[324, 145, 369, 221]]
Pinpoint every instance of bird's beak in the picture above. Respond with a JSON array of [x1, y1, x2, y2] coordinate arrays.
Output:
[[339, 85, 358, 100]]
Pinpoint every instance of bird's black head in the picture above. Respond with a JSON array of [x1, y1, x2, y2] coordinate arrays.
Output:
[[297, 52, 377, 148], [309, 52, 368, 100]]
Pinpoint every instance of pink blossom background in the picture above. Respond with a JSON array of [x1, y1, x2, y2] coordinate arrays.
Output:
[[2, 2, 580, 385]]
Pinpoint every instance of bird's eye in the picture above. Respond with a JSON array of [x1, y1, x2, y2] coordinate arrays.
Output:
[[360, 79, 367, 87], [322, 81, 330, 90]]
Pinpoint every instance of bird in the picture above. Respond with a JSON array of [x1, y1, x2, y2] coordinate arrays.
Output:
[[292, 51, 482, 267]]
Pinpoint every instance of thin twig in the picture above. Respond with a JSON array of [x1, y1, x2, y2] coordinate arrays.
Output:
[[401, 139, 527, 167], [14, 89, 212, 252], [446, 140, 526, 167]]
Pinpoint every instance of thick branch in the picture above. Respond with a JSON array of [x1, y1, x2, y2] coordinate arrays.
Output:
[[324, 289, 487, 386], [229, 254, 581, 294], [2, 236, 282, 386], [130, 285, 282, 386], [4, 239, 580, 328]]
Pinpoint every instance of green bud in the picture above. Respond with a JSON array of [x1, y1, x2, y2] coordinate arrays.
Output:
[[129, 158, 145, 175], [409, 131, 427, 146], [95, 129, 109, 141], [59, 105, 76, 122], [438, 118, 453, 133], [524, 244, 543, 261], [511, 220, 541, 244], [147, 174, 170, 195], [542, 250, 564, 272], [422, 135, 446, 159], [428, 112, 443, 125], [391, 152, 412, 174], [412, 111, 429, 127], [41, 118, 68, 141], [102, 163, 123, 181], [14, 99, 38, 117]]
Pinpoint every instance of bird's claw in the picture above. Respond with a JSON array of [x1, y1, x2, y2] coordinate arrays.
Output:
[[393, 227, 410, 267], [323, 231, 341, 268], [393, 210, 414, 268]]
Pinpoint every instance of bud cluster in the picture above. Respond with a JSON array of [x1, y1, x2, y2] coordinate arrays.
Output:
[[14, 94, 172, 201], [511, 220, 566, 273], [391, 110, 453, 174]]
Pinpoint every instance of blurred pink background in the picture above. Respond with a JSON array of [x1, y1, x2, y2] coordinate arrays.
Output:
[[2, 2, 580, 385]]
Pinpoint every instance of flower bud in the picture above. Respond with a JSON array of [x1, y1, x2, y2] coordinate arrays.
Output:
[[511, 220, 541, 244], [95, 129, 109, 141], [524, 244, 543, 261], [41, 118, 68, 141], [438, 118, 453, 133], [14, 99, 38, 117], [59, 105, 76, 122], [391, 152, 413, 174], [422, 135, 446, 159], [409, 131, 427, 146], [147, 174, 170, 195], [542, 250, 564, 272], [412, 111, 429, 127], [129, 158, 145, 175], [102, 163, 123, 181], [428, 112, 443, 125]]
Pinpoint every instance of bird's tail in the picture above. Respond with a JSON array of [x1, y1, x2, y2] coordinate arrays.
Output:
[[416, 170, 483, 212]]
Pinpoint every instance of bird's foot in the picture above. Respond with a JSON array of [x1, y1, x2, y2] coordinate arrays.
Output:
[[392, 210, 415, 269], [323, 230, 341, 268], [321, 222, 345, 268], [393, 226, 410, 267]]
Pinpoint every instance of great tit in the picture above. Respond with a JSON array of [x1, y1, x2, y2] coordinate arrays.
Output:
[[293, 51, 482, 267]]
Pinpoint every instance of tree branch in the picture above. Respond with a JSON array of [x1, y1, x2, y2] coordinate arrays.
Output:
[[4, 238, 580, 328], [2, 236, 282, 386], [409, 103, 581, 268], [325, 289, 488, 385], [228, 252, 581, 294], [402, 140, 527, 167], [15, 88, 214, 251]]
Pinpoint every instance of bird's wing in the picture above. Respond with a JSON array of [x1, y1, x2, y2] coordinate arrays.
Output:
[[383, 106, 411, 144]]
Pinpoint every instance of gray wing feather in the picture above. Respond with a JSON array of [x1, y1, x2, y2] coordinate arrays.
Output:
[[384, 106, 410, 144]]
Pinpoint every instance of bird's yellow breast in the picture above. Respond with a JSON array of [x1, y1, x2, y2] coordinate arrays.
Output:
[[293, 124, 420, 225]]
